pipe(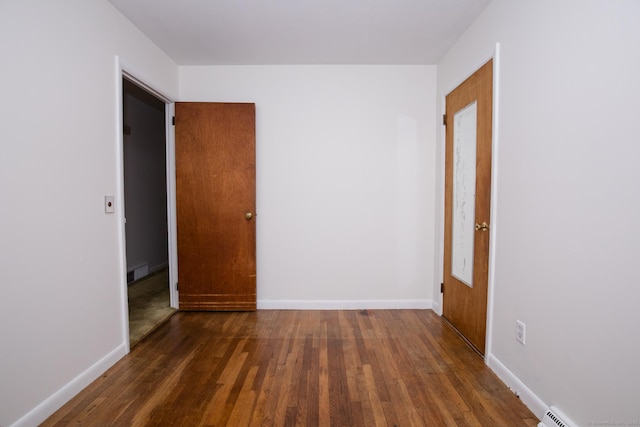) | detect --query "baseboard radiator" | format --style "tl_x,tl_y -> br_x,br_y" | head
538,406 -> 576,427
127,262 -> 149,283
